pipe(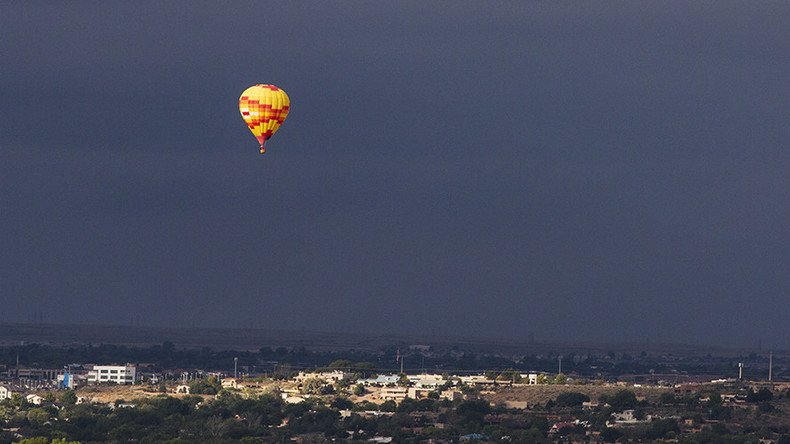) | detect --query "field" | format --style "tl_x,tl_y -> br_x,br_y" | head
485,384 -> 673,408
